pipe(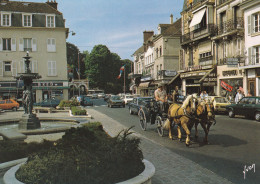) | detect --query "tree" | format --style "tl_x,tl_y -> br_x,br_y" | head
66,42 -> 86,80
84,45 -> 133,94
